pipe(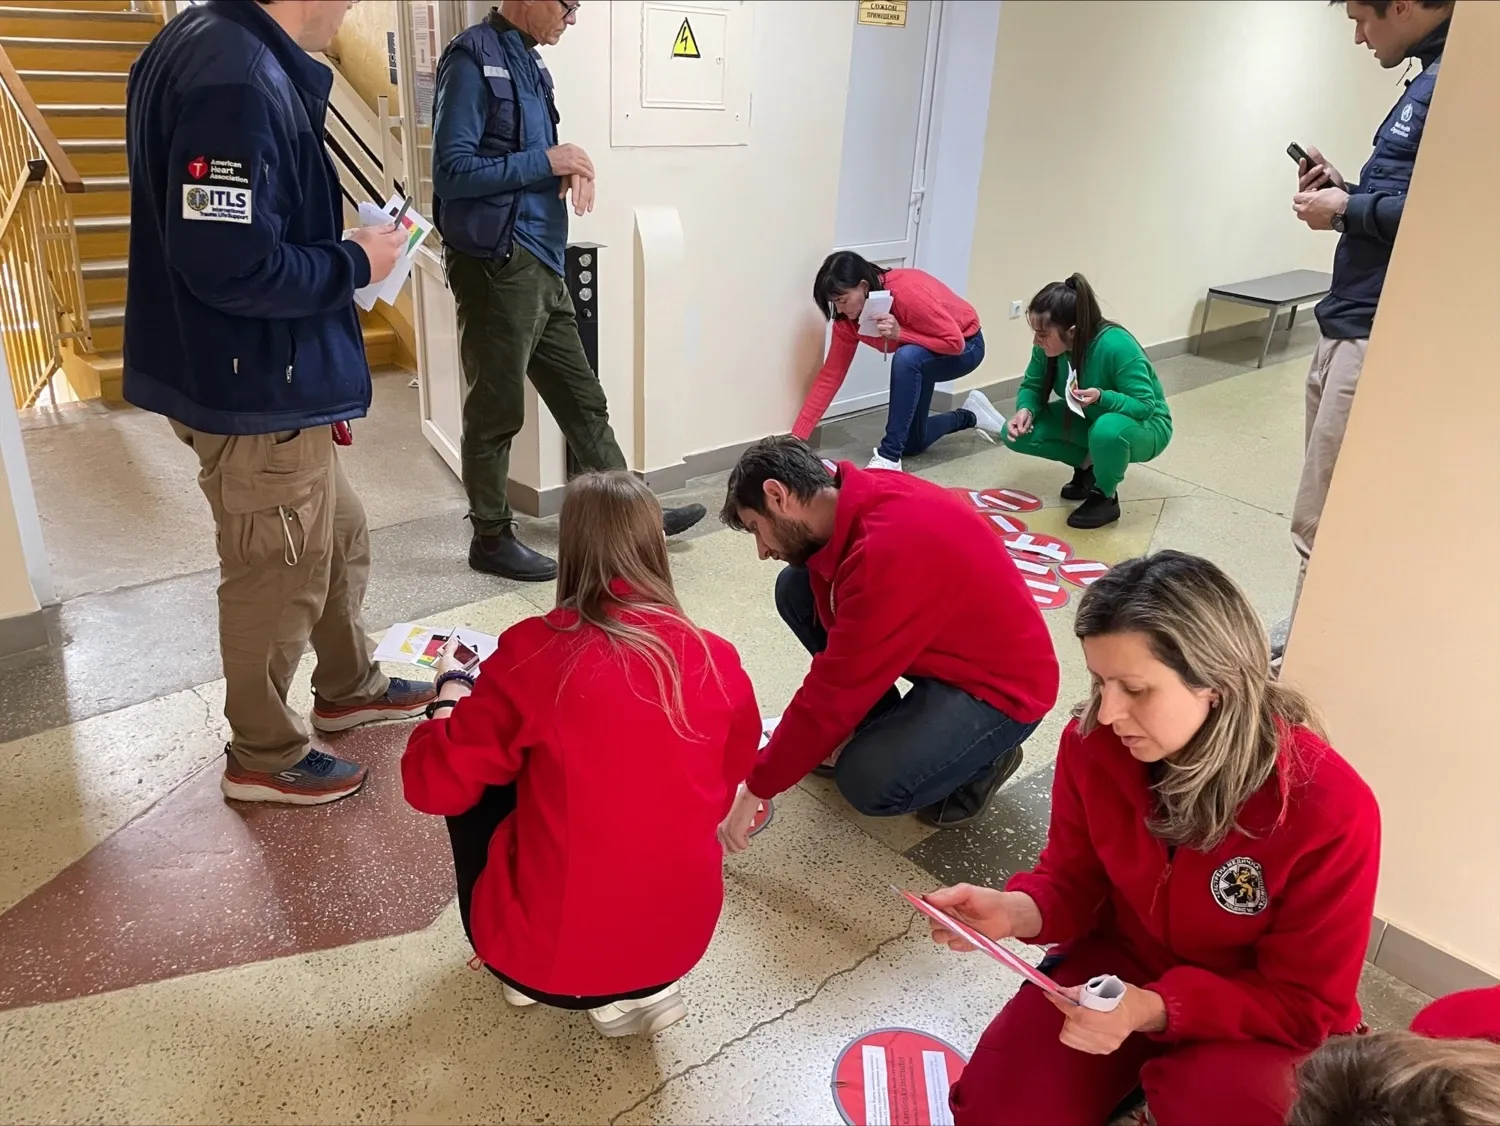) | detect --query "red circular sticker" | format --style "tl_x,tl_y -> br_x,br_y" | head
832,1027 -> 968,1126
948,488 -> 1028,535
1004,530 -> 1074,565
1007,555 -> 1070,610
1057,559 -> 1110,589
749,798 -> 774,837
972,487 -> 1042,513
